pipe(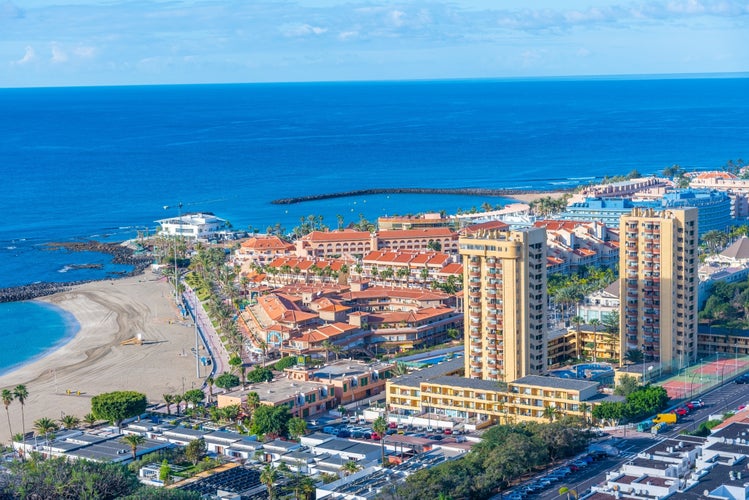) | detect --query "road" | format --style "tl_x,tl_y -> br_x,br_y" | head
528,377 -> 749,499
